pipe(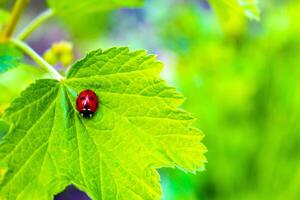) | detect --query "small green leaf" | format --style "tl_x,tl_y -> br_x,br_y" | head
0,44 -> 23,73
48,0 -> 144,17
210,0 -> 260,21
0,47 -> 206,200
